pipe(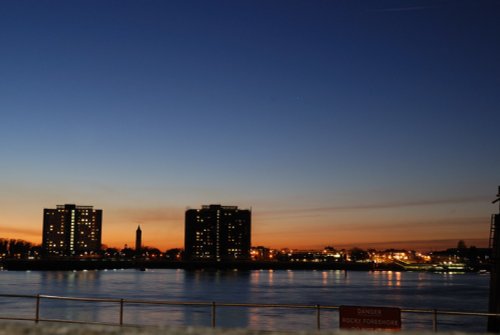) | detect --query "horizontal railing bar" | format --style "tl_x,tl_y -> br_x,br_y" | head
122,299 -> 213,306
0,293 -> 39,299
1,293 -> 499,319
432,311 -> 500,317
312,305 -> 339,310
122,300 -> 335,309
216,303 -> 326,309
0,316 -> 36,321
39,295 -> 122,303
400,308 -> 500,317
400,309 -> 437,314
0,293 -> 337,310
36,318 -> 119,326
